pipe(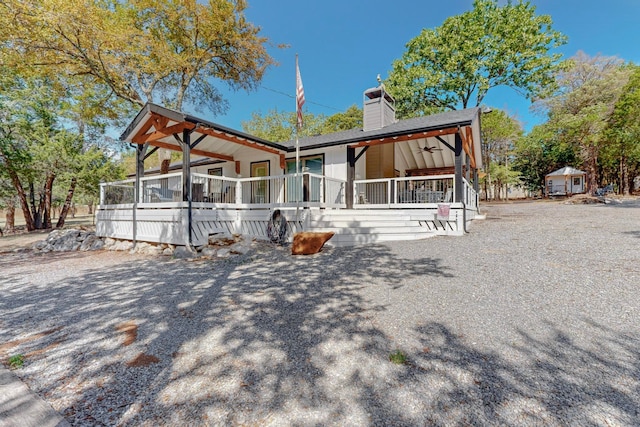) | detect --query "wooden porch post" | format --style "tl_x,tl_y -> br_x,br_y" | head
454,132 -> 463,203
473,168 -> 479,193
346,146 -> 355,209
133,143 -> 148,245
182,130 -> 193,247
465,153 -> 471,181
